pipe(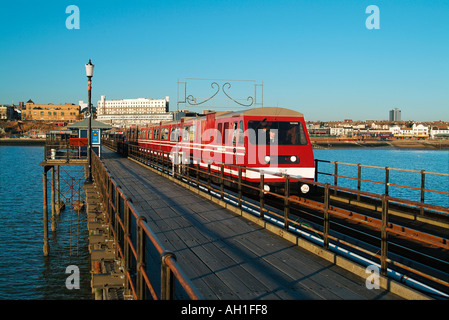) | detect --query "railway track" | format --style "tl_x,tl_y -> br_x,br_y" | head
118,144 -> 449,298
